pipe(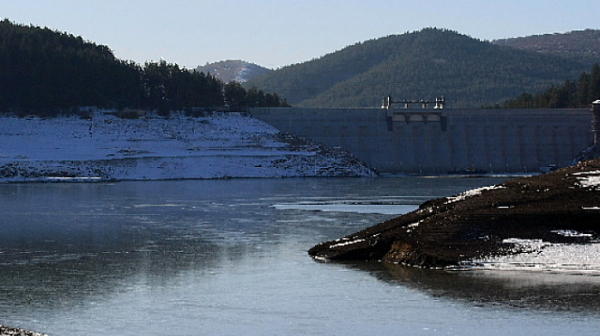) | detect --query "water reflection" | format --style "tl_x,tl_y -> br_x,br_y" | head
342,260 -> 600,314
0,181 -> 277,314
0,179 -> 396,313
6,177 -> 550,335
0,231 -> 227,310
